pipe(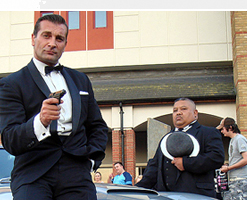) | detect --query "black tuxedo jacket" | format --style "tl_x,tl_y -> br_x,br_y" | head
136,121 -> 224,198
0,60 -> 108,191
